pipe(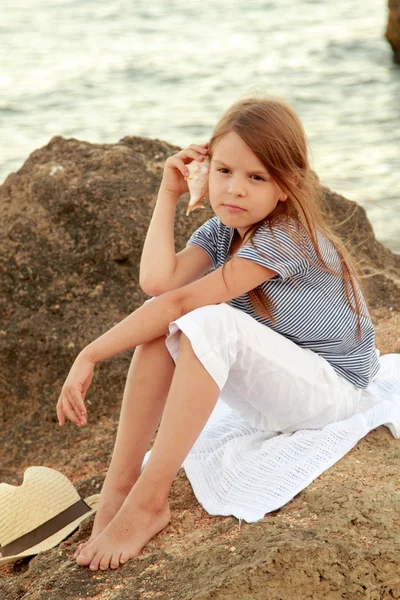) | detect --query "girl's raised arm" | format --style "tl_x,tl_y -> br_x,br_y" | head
139,144 -> 209,295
